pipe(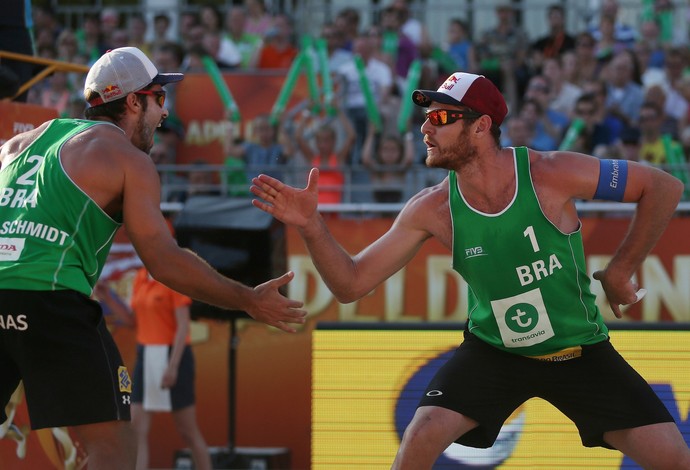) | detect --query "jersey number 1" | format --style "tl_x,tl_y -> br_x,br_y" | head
523,225 -> 540,253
